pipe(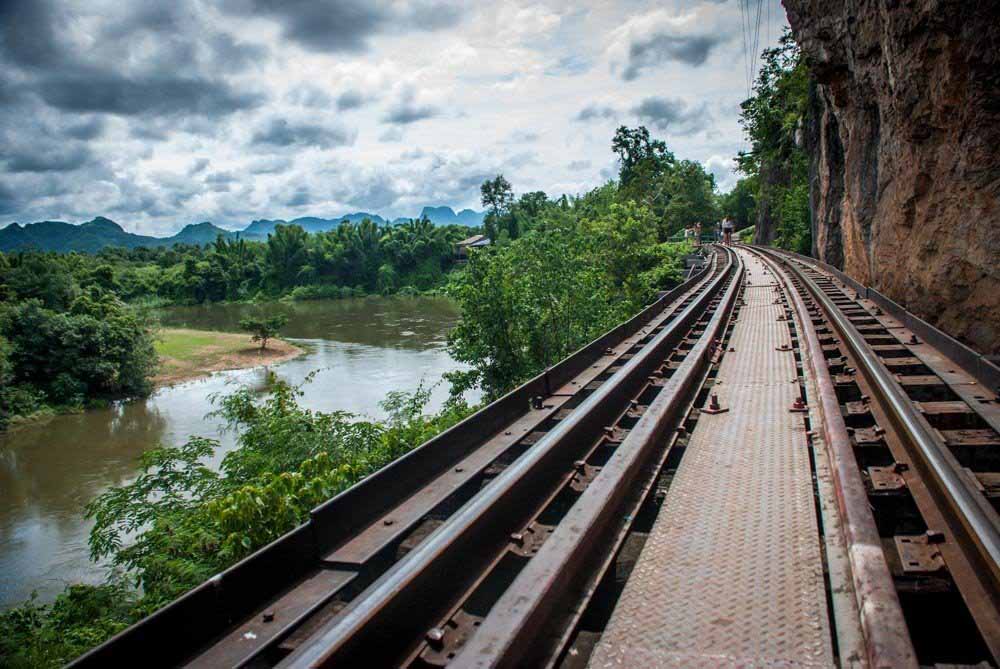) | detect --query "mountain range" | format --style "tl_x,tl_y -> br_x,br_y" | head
0,207 -> 485,253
